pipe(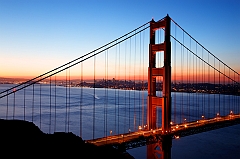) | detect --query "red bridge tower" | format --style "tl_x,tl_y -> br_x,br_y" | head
147,15 -> 171,134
